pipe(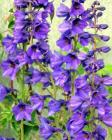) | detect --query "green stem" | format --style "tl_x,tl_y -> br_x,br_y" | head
71,72 -> 76,96
50,76 -> 57,99
20,121 -> 24,140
